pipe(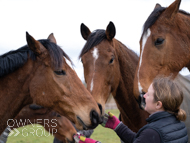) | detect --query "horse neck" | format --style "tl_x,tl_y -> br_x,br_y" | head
0,58 -> 37,133
113,40 -> 148,132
